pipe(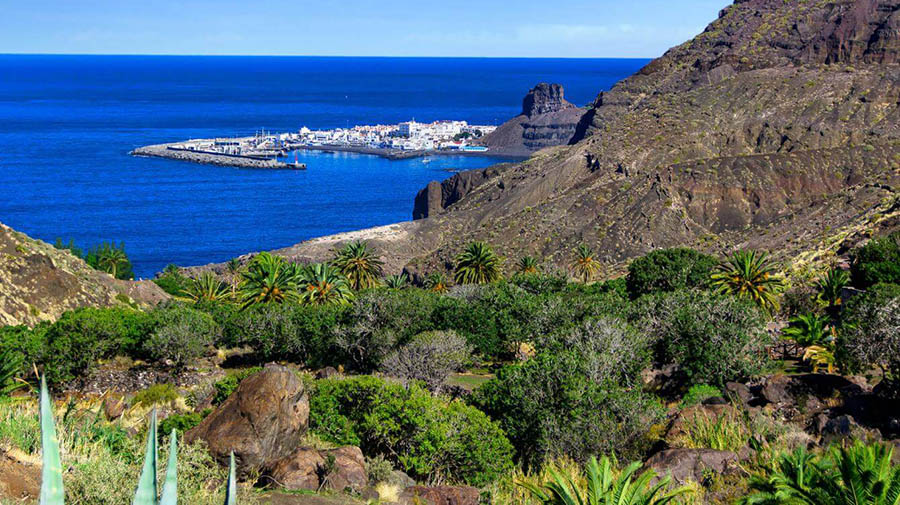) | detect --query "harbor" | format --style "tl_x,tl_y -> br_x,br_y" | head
130,119 -> 502,168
